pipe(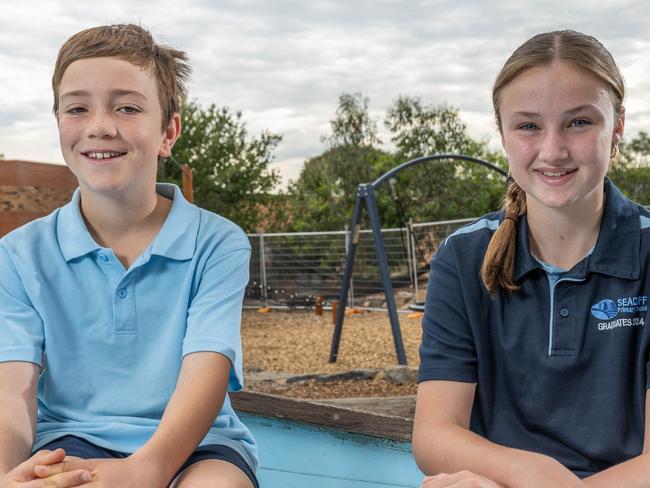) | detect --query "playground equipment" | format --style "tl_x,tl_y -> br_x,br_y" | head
329,154 -> 509,365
